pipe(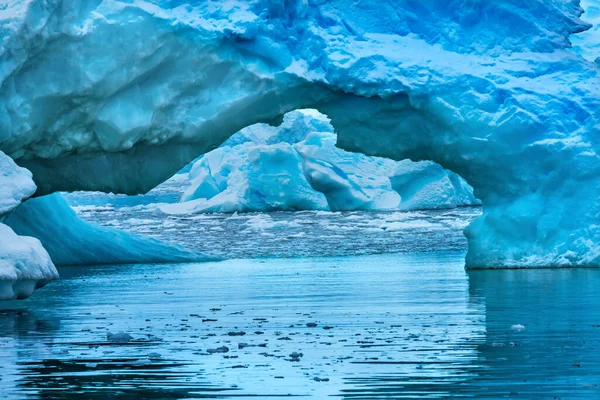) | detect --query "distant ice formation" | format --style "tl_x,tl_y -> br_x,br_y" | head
0,1 -> 599,269
161,110 -> 480,214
